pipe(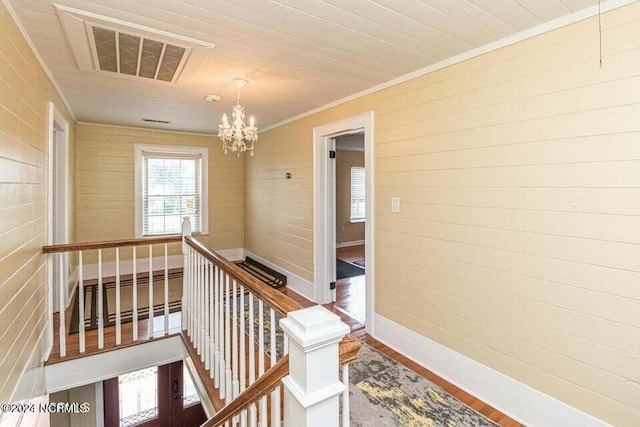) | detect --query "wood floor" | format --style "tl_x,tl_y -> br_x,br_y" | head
49,265 -> 522,427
